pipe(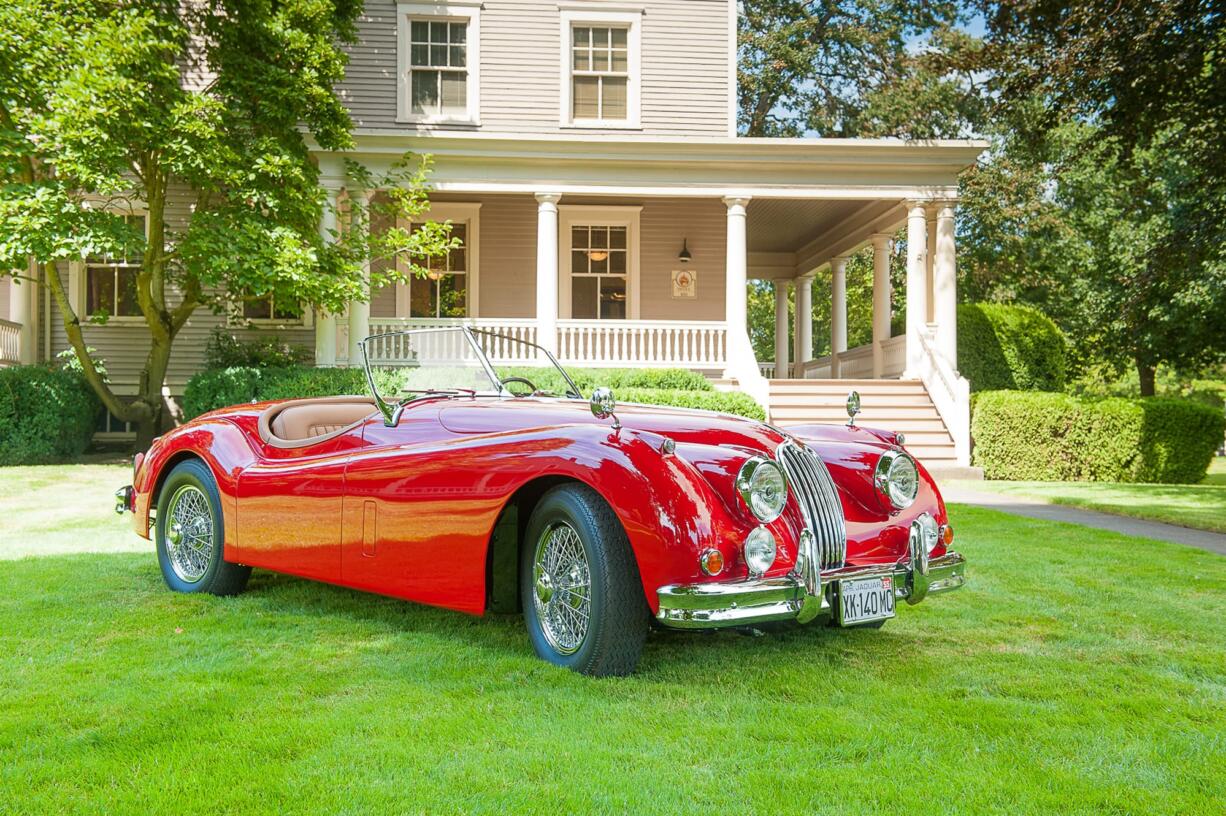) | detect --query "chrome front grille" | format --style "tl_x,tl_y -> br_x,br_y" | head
776,440 -> 847,570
